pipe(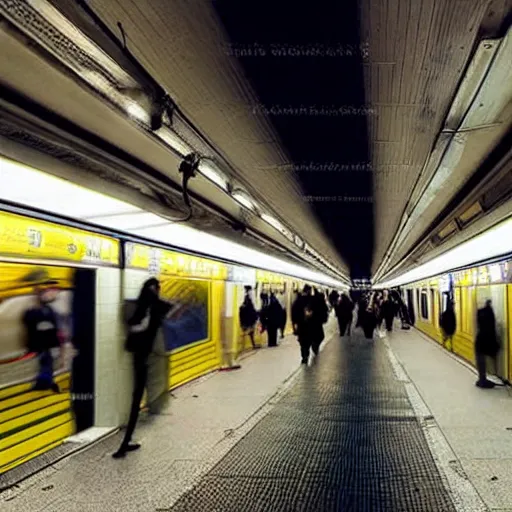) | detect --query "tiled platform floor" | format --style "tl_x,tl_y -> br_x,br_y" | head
389,328 -> 512,512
